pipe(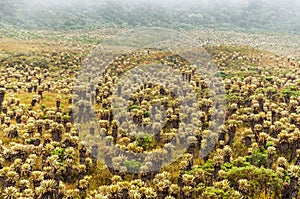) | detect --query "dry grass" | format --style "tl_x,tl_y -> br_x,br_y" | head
0,37 -> 90,58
